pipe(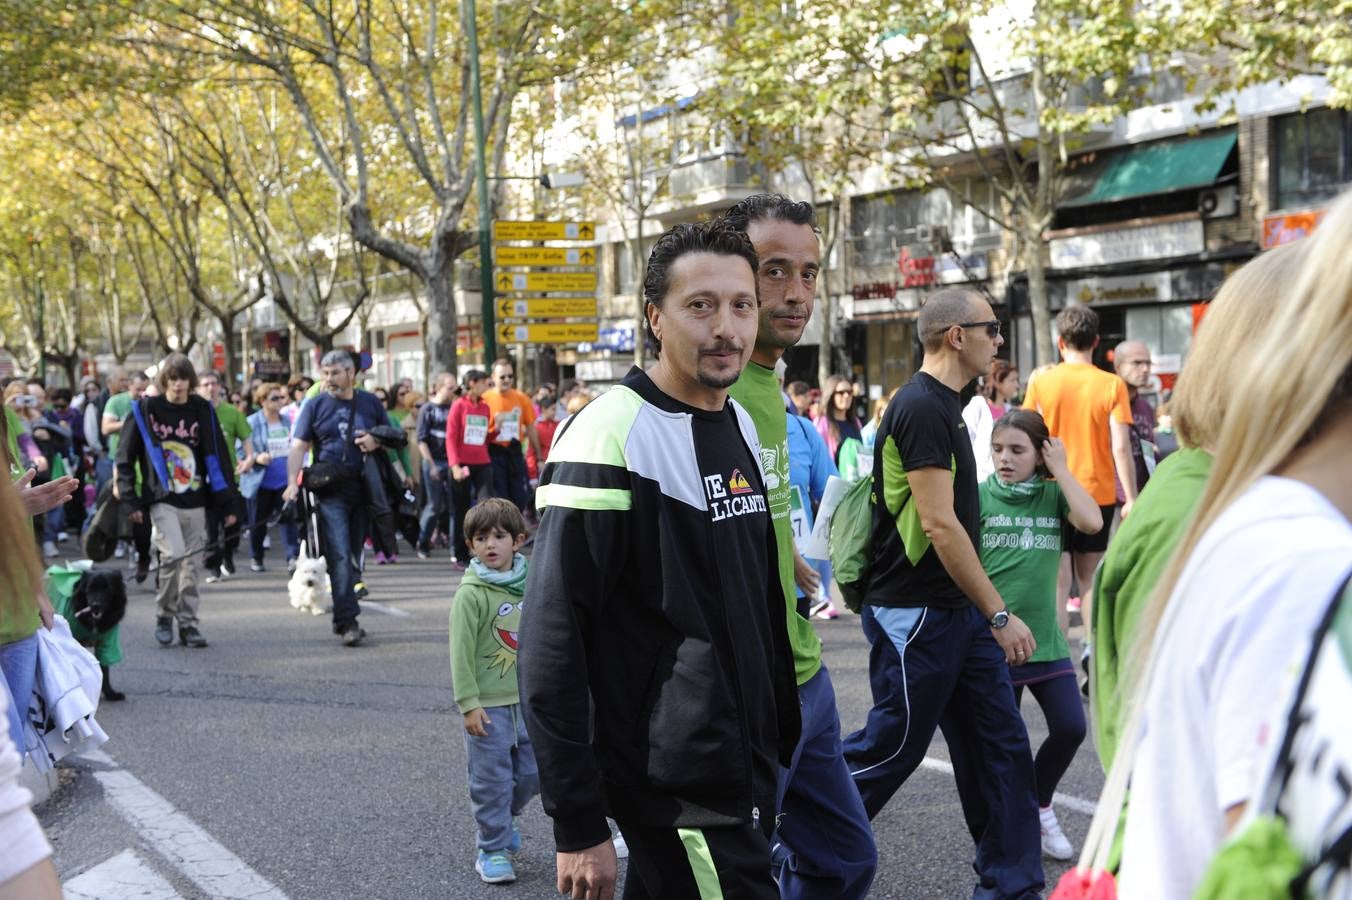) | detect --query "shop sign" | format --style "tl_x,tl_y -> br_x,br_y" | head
852,281 -> 899,300
1261,209 -> 1326,249
1063,271 -> 1173,305
897,247 -> 938,288
938,252 -> 989,284
1049,218 -> 1204,269
577,327 -> 636,354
